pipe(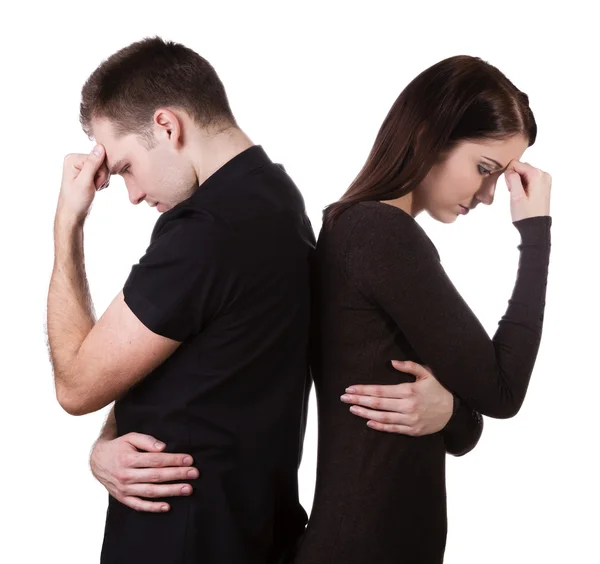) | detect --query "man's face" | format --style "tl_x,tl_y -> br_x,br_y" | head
90,116 -> 196,213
